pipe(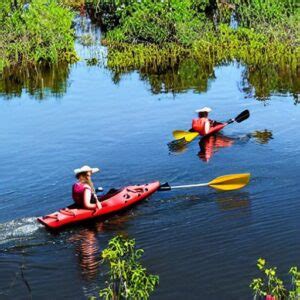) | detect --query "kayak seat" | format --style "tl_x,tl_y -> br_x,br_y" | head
98,188 -> 121,201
